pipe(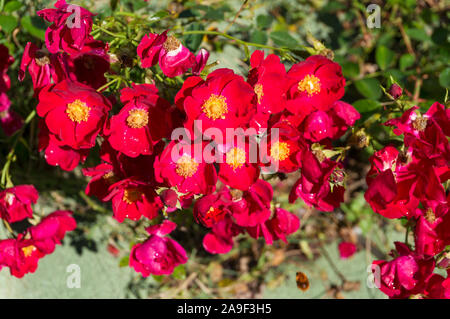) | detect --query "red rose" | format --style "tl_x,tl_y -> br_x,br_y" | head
0,185 -> 39,223
37,80 -> 111,149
